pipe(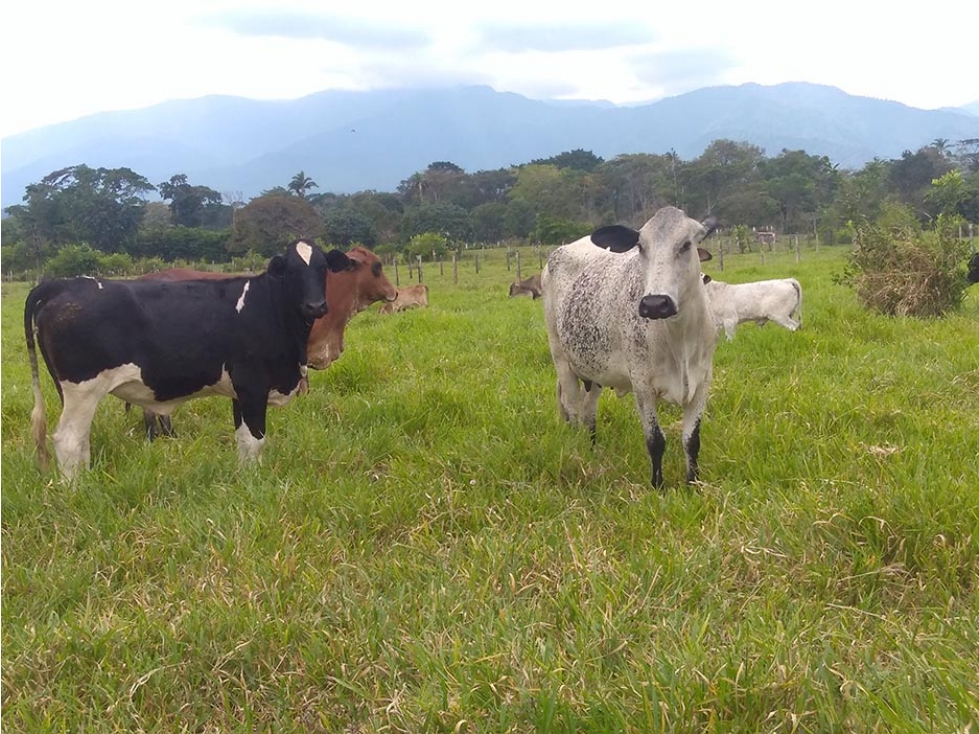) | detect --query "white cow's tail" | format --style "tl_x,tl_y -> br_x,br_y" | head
24,287 -> 51,472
